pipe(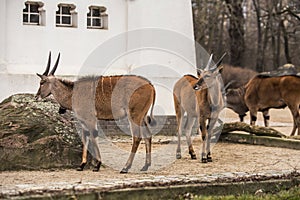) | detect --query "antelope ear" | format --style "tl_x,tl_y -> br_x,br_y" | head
211,65 -> 223,74
36,73 -> 45,79
197,69 -> 202,76
217,65 -> 224,73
